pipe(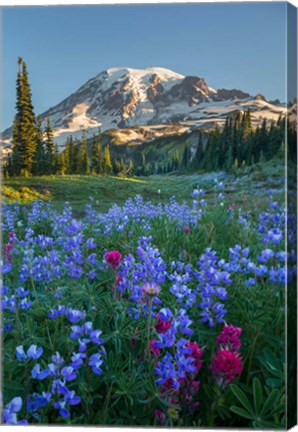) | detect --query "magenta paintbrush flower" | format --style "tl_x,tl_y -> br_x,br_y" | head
105,250 -> 122,269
